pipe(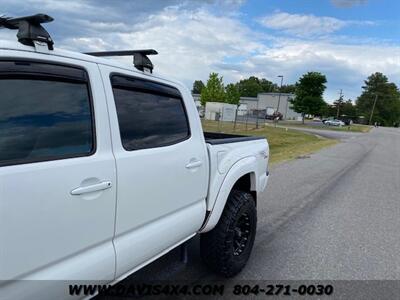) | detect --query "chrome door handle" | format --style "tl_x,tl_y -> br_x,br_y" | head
70,181 -> 112,195
186,160 -> 202,169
